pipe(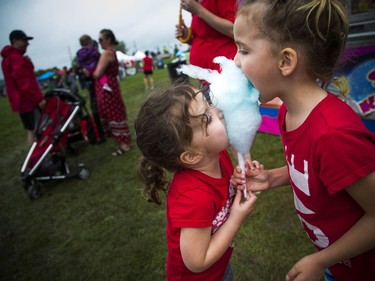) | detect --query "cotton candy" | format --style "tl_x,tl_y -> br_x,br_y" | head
179,56 -> 262,197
